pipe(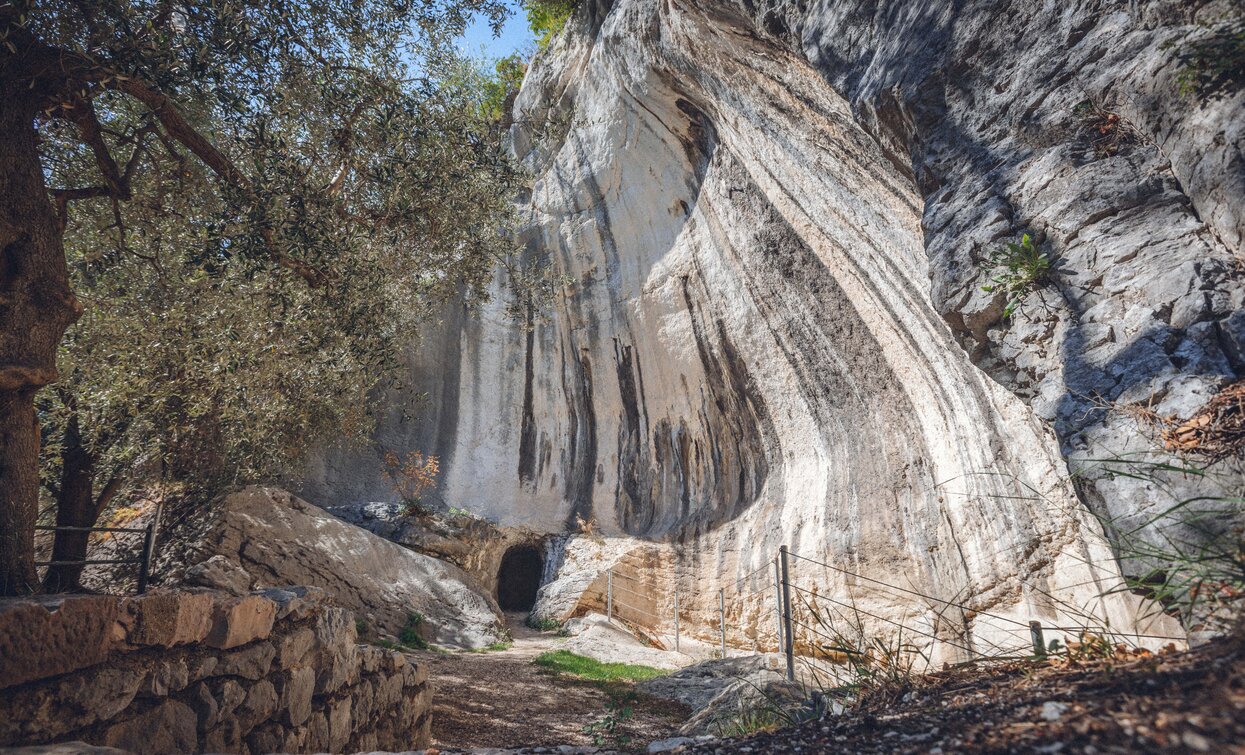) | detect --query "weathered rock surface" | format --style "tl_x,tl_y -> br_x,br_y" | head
300,0 -> 1241,656
325,502 -> 555,602
639,656 -> 819,737
168,486 -> 506,648
0,589 -> 430,754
